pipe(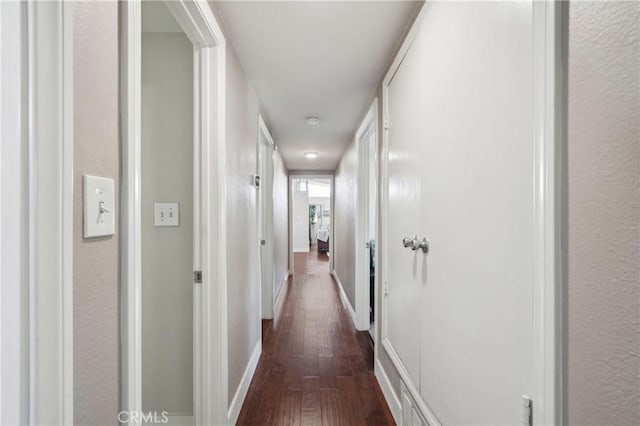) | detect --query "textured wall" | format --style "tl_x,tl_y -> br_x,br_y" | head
72,1 -> 120,424
567,2 -> 640,424
141,32 -> 194,415
273,151 -> 289,298
333,141 -> 358,307
225,46 -> 261,404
